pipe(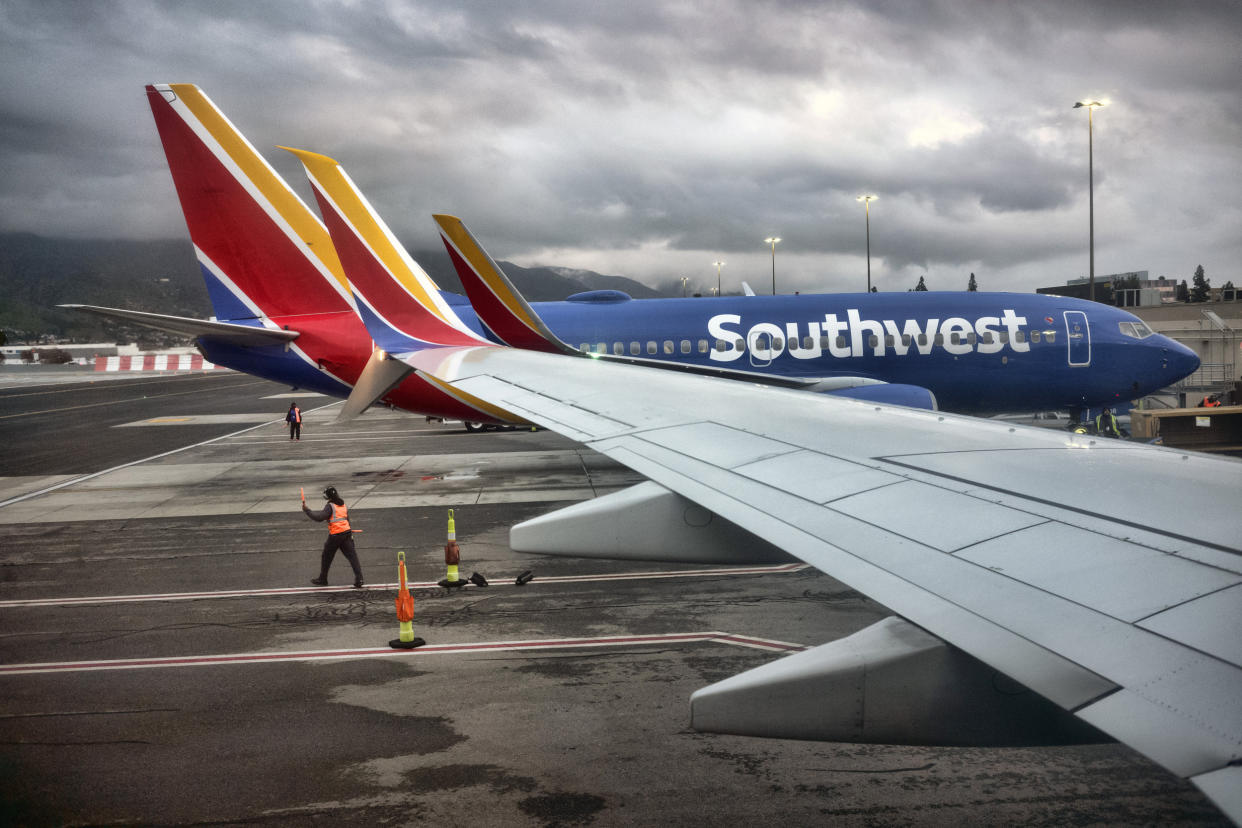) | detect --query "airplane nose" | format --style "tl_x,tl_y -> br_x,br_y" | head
1164,338 -> 1200,380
